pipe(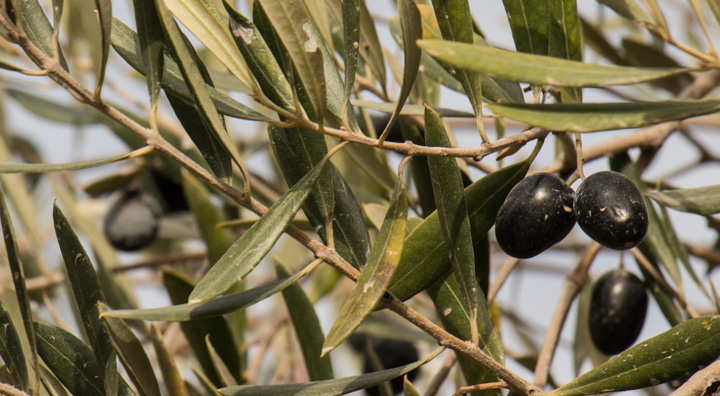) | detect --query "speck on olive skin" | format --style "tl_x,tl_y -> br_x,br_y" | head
495,173 -> 576,259
575,171 -> 649,250
589,269 -> 648,355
